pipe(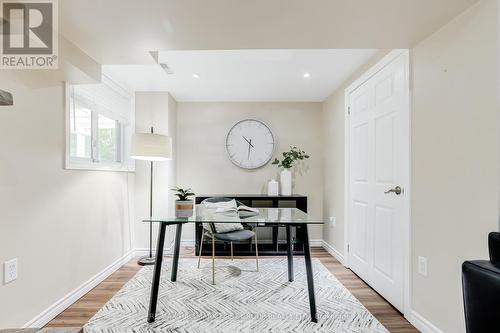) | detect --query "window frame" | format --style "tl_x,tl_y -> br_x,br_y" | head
64,82 -> 132,172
